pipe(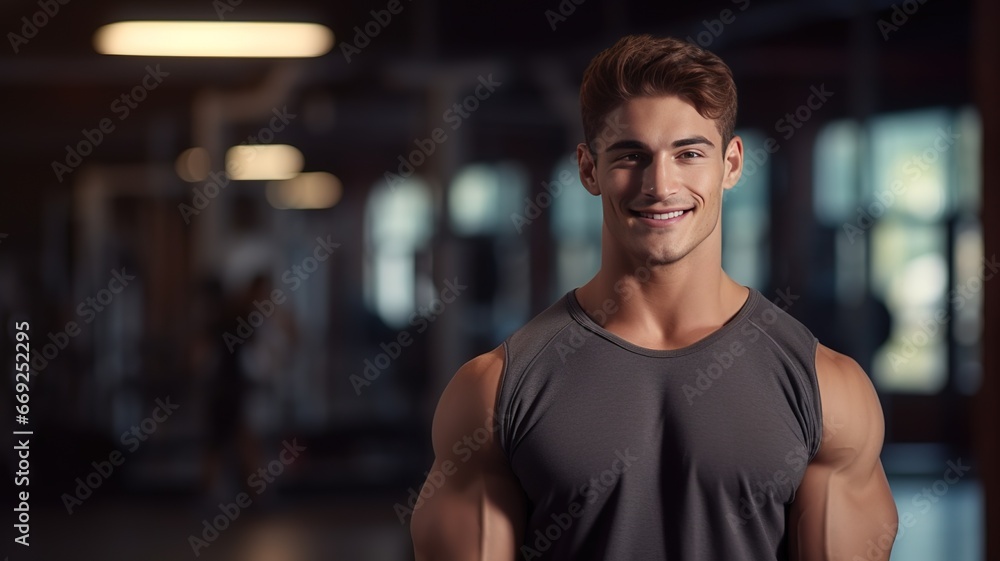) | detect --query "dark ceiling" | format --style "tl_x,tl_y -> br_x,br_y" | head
0,0 -> 975,213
